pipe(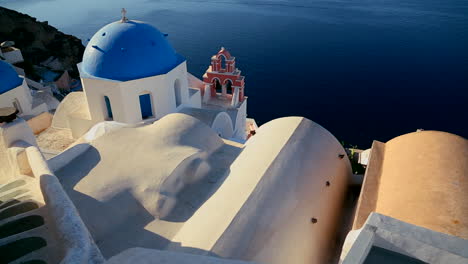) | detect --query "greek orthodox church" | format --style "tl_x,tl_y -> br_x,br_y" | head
55,12 -> 248,141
